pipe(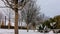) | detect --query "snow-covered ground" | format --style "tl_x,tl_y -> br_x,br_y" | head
0,29 -> 59,34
